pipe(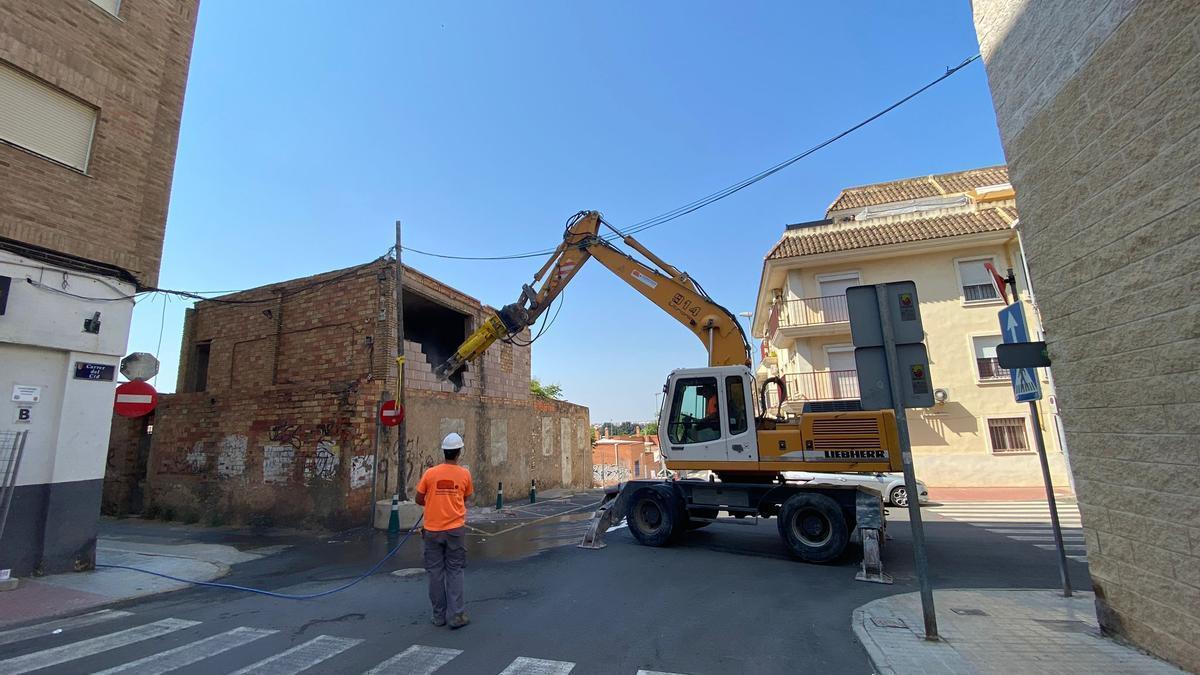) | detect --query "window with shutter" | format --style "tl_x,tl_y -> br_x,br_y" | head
972,335 -> 1008,380
0,61 -> 98,171
956,259 -> 1000,303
